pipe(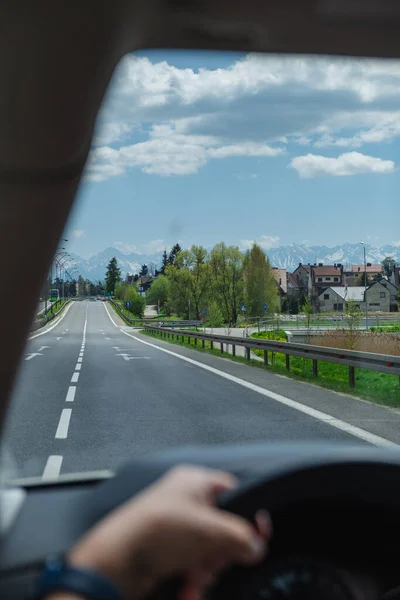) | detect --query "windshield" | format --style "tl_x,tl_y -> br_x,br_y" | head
2,50 -> 400,482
